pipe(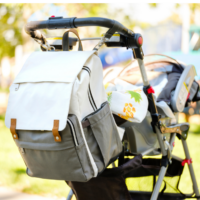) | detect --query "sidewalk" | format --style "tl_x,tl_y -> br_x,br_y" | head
0,187 -> 65,200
